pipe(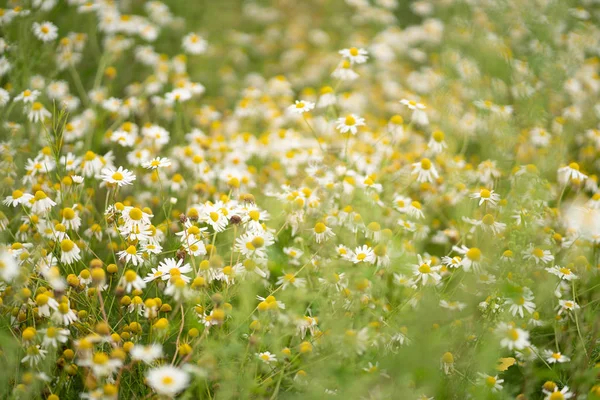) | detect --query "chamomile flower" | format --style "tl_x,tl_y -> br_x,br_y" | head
400,99 -> 428,125
545,265 -> 578,281
3,190 -> 34,207
477,373 -> 504,392
312,222 -> 335,243
339,47 -> 369,64
412,255 -> 441,286
182,33 -> 207,54
543,350 -> 570,364
544,386 -> 573,400
497,322 -> 530,350
522,245 -> 554,265
288,100 -> 315,114
558,162 -> 587,183
131,344 -> 163,364
350,245 -> 376,264
411,158 -> 439,183
470,188 -> 500,207
99,166 -> 136,186
142,157 -> 171,169
336,114 -> 366,134
257,351 -> 277,364
32,21 -> 58,42
60,239 -> 81,265
120,270 -> 146,292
